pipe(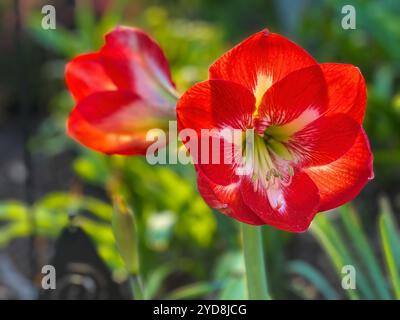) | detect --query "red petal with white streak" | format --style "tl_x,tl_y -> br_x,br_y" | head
177,80 -> 255,133
67,90 -> 171,155
305,128 -> 373,212
191,135 -> 242,187
240,172 -> 320,232
289,114 -> 360,167
257,65 -> 327,127
197,171 -> 265,225
100,27 -> 177,107
177,80 -> 255,187
209,29 -> 317,93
